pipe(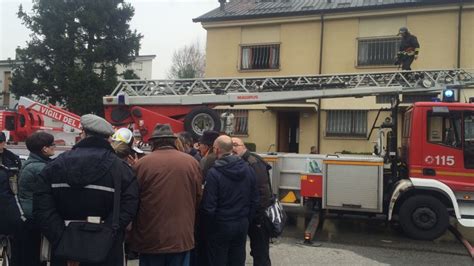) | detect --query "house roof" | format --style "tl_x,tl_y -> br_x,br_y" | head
193,0 -> 469,23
